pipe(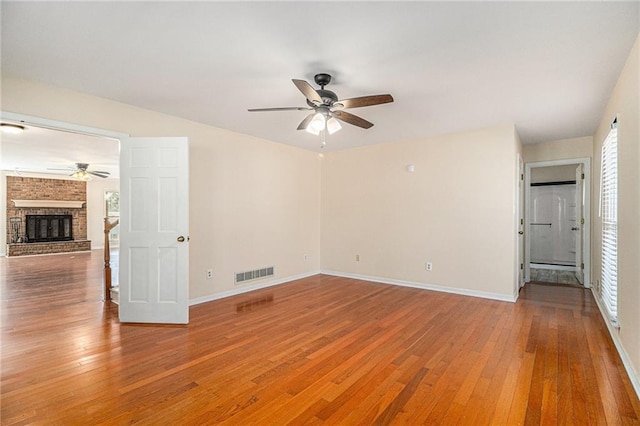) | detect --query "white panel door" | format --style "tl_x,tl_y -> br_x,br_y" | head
575,164 -> 584,284
119,137 -> 189,324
